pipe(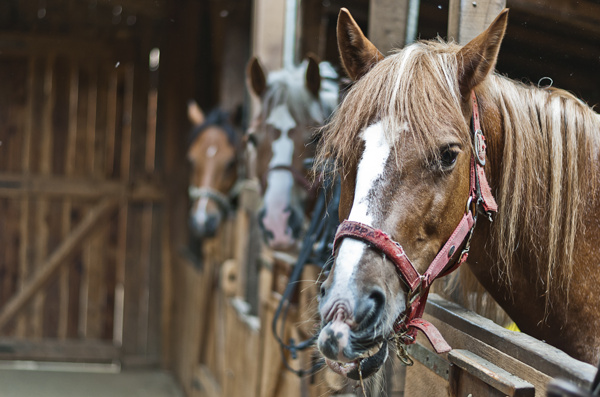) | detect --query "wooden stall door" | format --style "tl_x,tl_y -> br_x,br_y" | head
0,36 -> 164,366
